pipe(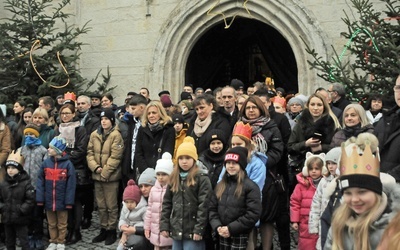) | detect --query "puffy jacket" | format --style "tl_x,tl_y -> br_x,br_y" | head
134,123 -> 175,174
0,171 -> 35,224
36,154 -> 76,211
144,180 -> 173,247
87,126 -> 124,182
0,122 -> 11,167
160,171 -> 212,240
173,128 -> 187,165
290,173 -> 318,250
118,196 -> 147,229
20,144 -> 48,189
209,175 -> 261,236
